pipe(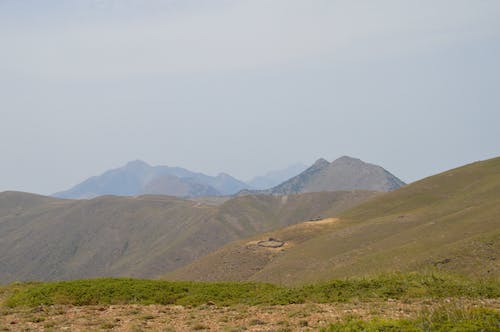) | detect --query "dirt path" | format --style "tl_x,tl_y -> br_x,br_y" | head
1,298 -> 498,331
